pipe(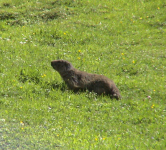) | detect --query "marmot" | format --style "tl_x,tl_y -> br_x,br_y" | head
51,60 -> 121,100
